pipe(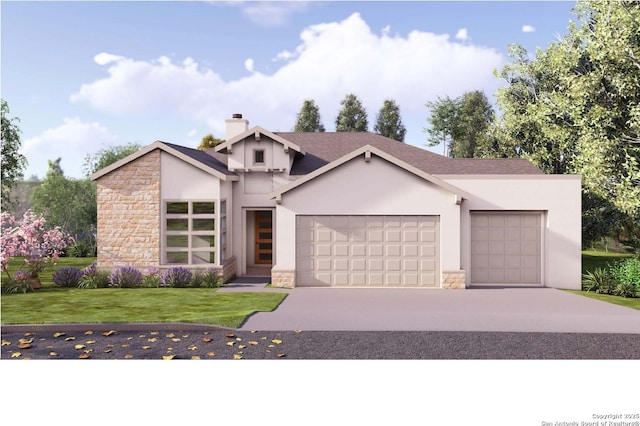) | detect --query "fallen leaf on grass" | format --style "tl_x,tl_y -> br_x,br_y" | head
17,343 -> 31,349
84,330 -> 94,335
102,330 -> 117,337
201,337 -> 213,343
295,330 -> 302,333
78,353 -> 90,359
53,332 -> 66,338
75,344 -> 86,350
225,333 -> 235,338
249,341 -> 259,346
191,356 -> 201,360
1,340 -> 11,346
122,344 -> 130,348
271,339 -> 282,345
171,338 -> 181,343
86,340 -> 96,345
226,341 -> 235,347
18,338 -> 33,344
206,352 -> 215,357
188,345 -> 197,351
238,345 -> 247,349
166,333 -> 175,338
124,354 -> 134,359
103,349 -> 112,354
233,354 -> 243,359
162,355 -> 175,360
65,337 -> 76,341
126,337 -> 134,341
276,354 -> 286,358
182,334 -> 189,338
11,352 -> 21,358
142,346 -> 151,350
268,345 -> 275,348
235,337 -> 242,341
24,332 -> 34,337
49,352 -> 58,357
150,331 -> 159,335
148,338 -> 158,343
